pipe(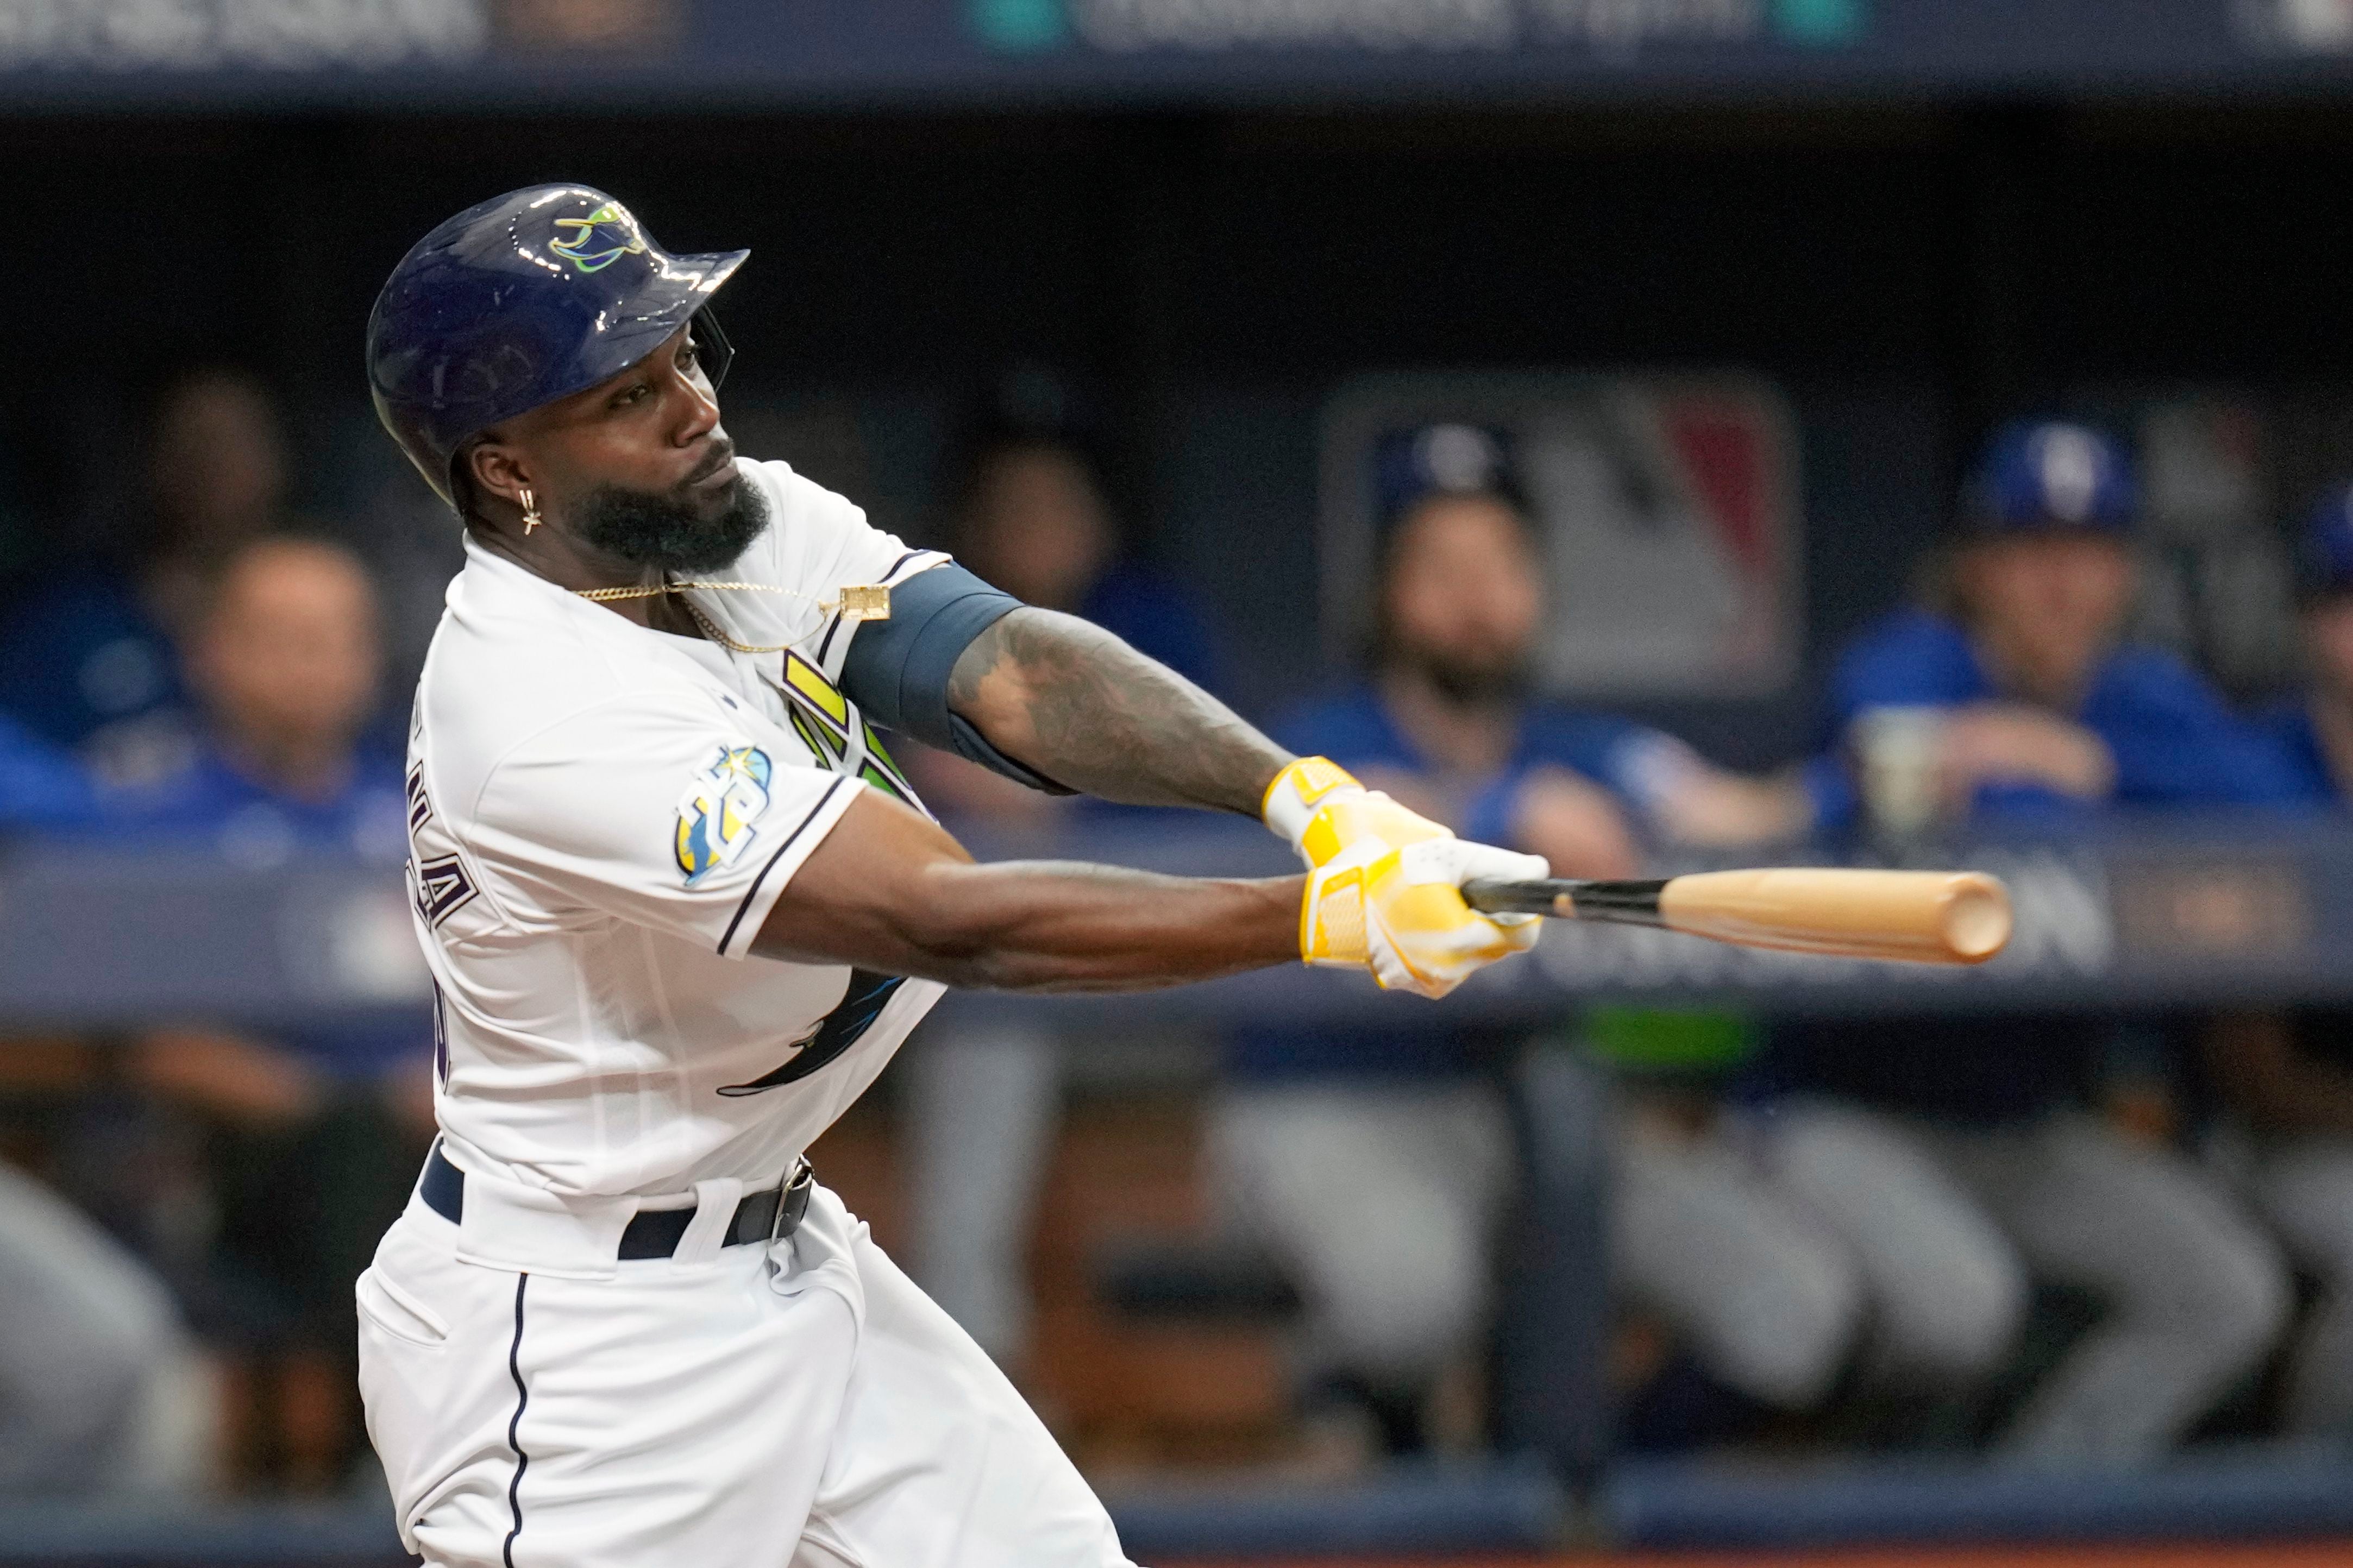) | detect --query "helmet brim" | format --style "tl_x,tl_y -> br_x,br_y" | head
431,245 -> 749,508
